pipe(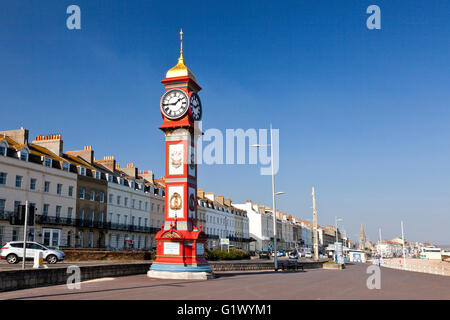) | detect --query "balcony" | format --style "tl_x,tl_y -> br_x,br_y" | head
33,214 -> 157,234
35,214 -> 76,226
0,210 -> 13,221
